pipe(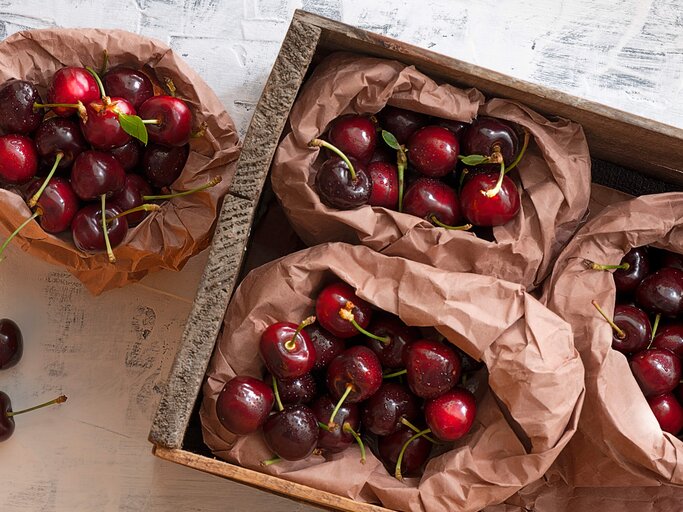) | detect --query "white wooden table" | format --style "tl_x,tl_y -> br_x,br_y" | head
1,1 -> 681,510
